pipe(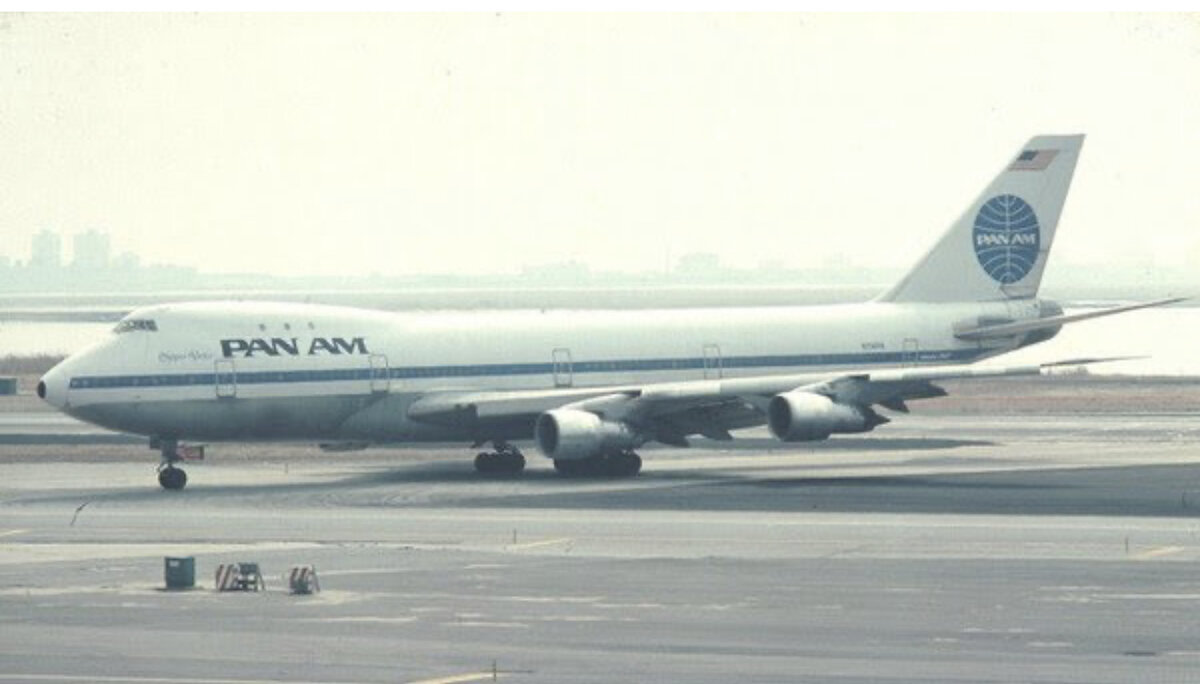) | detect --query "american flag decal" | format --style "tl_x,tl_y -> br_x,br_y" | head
1009,148 -> 1058,171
